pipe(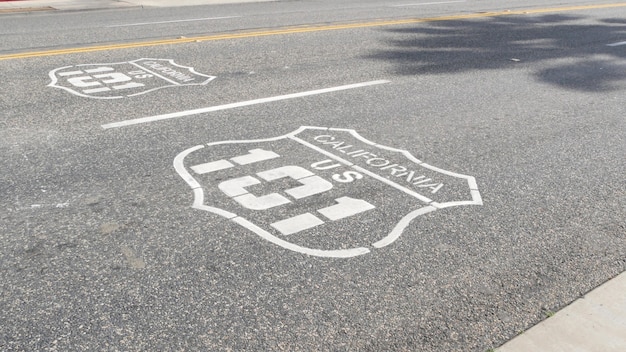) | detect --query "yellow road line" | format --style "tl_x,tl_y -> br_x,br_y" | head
1,2 -> 625,61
